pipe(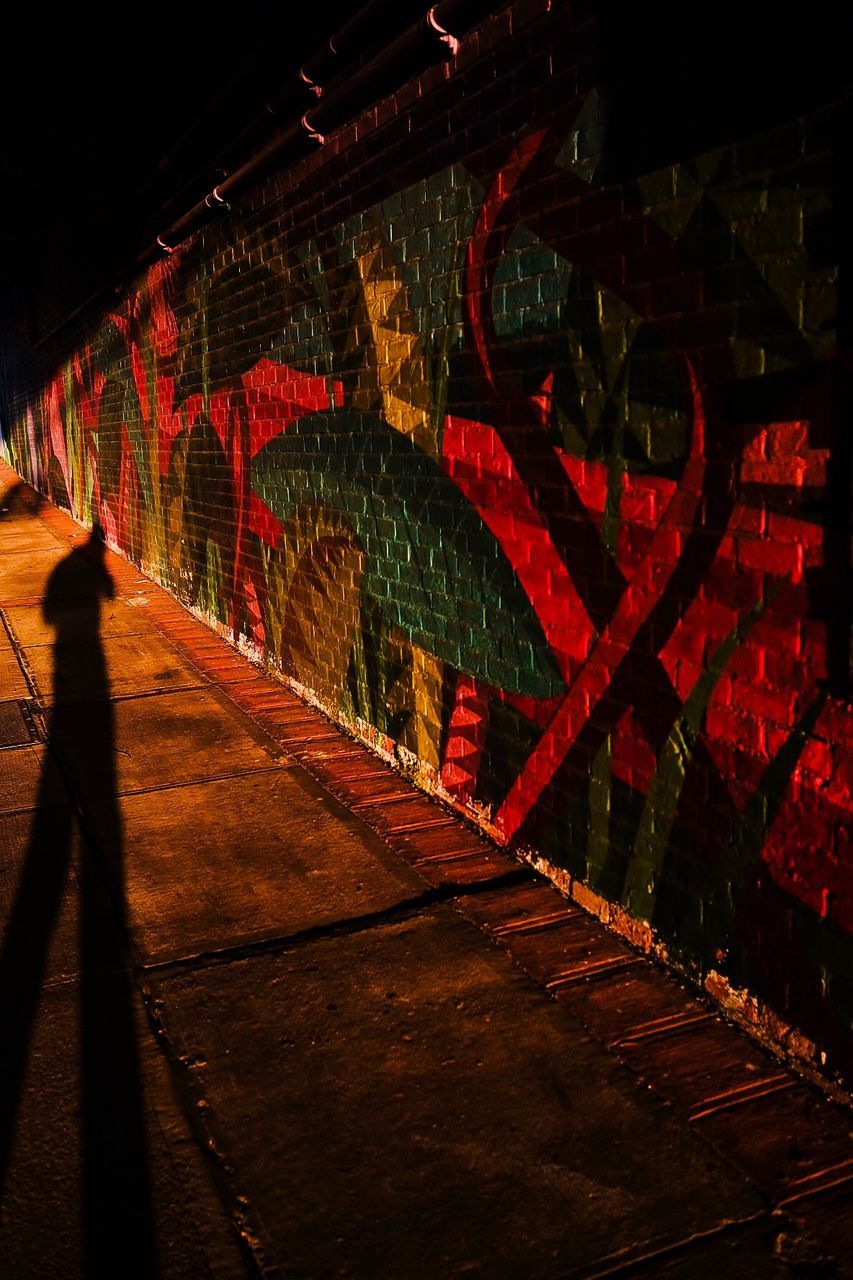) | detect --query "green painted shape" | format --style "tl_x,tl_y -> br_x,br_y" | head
725,692 -> 827,911
621,595 -> 770,923
586,732 -> 613,891
253,411 -> 564,698
492,224 -> 572,339
677,688 -> 828,973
